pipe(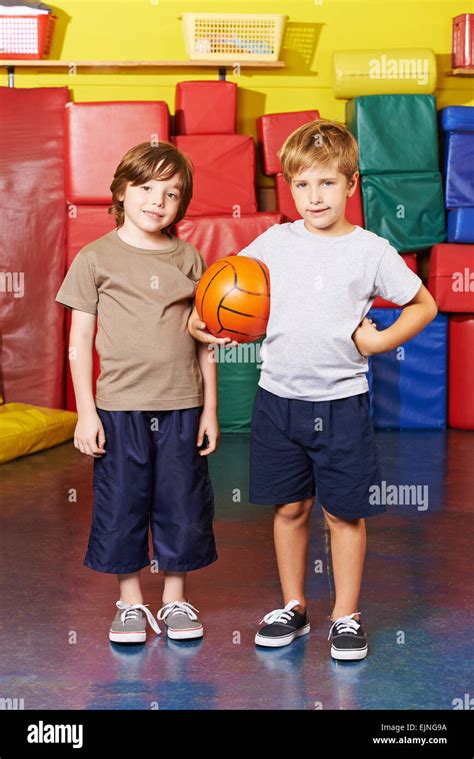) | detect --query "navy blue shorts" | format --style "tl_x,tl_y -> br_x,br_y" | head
84,406 -> 218,575
250,386 -> 385,520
